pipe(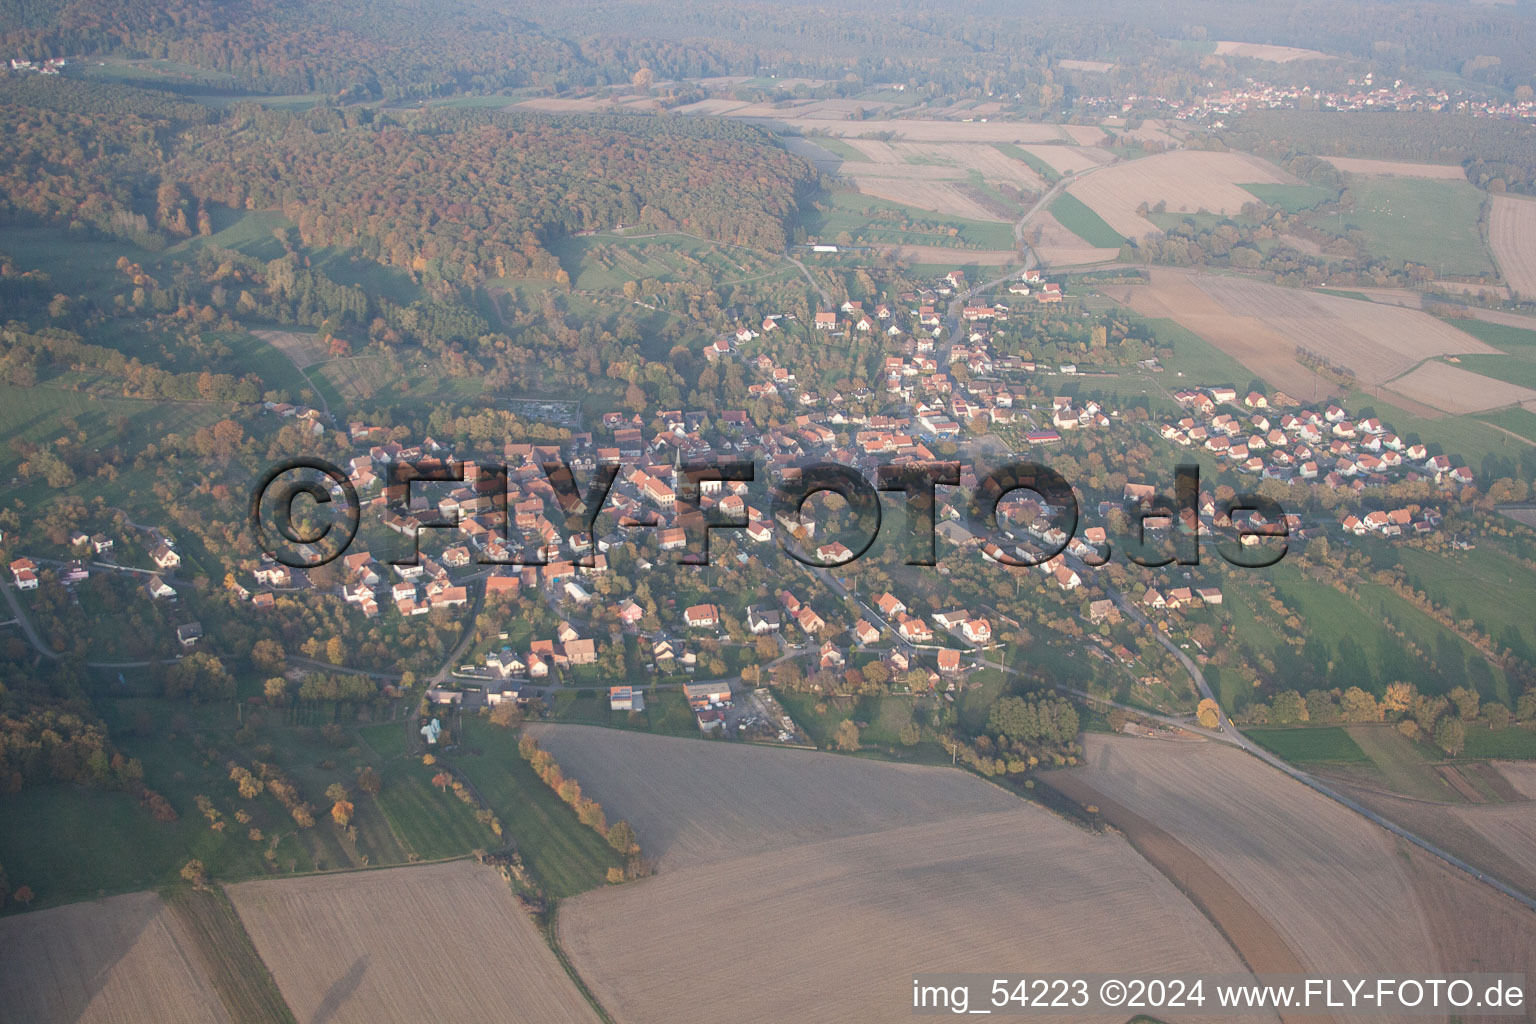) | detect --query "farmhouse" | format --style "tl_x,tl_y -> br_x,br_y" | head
684,604 -> 720,629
